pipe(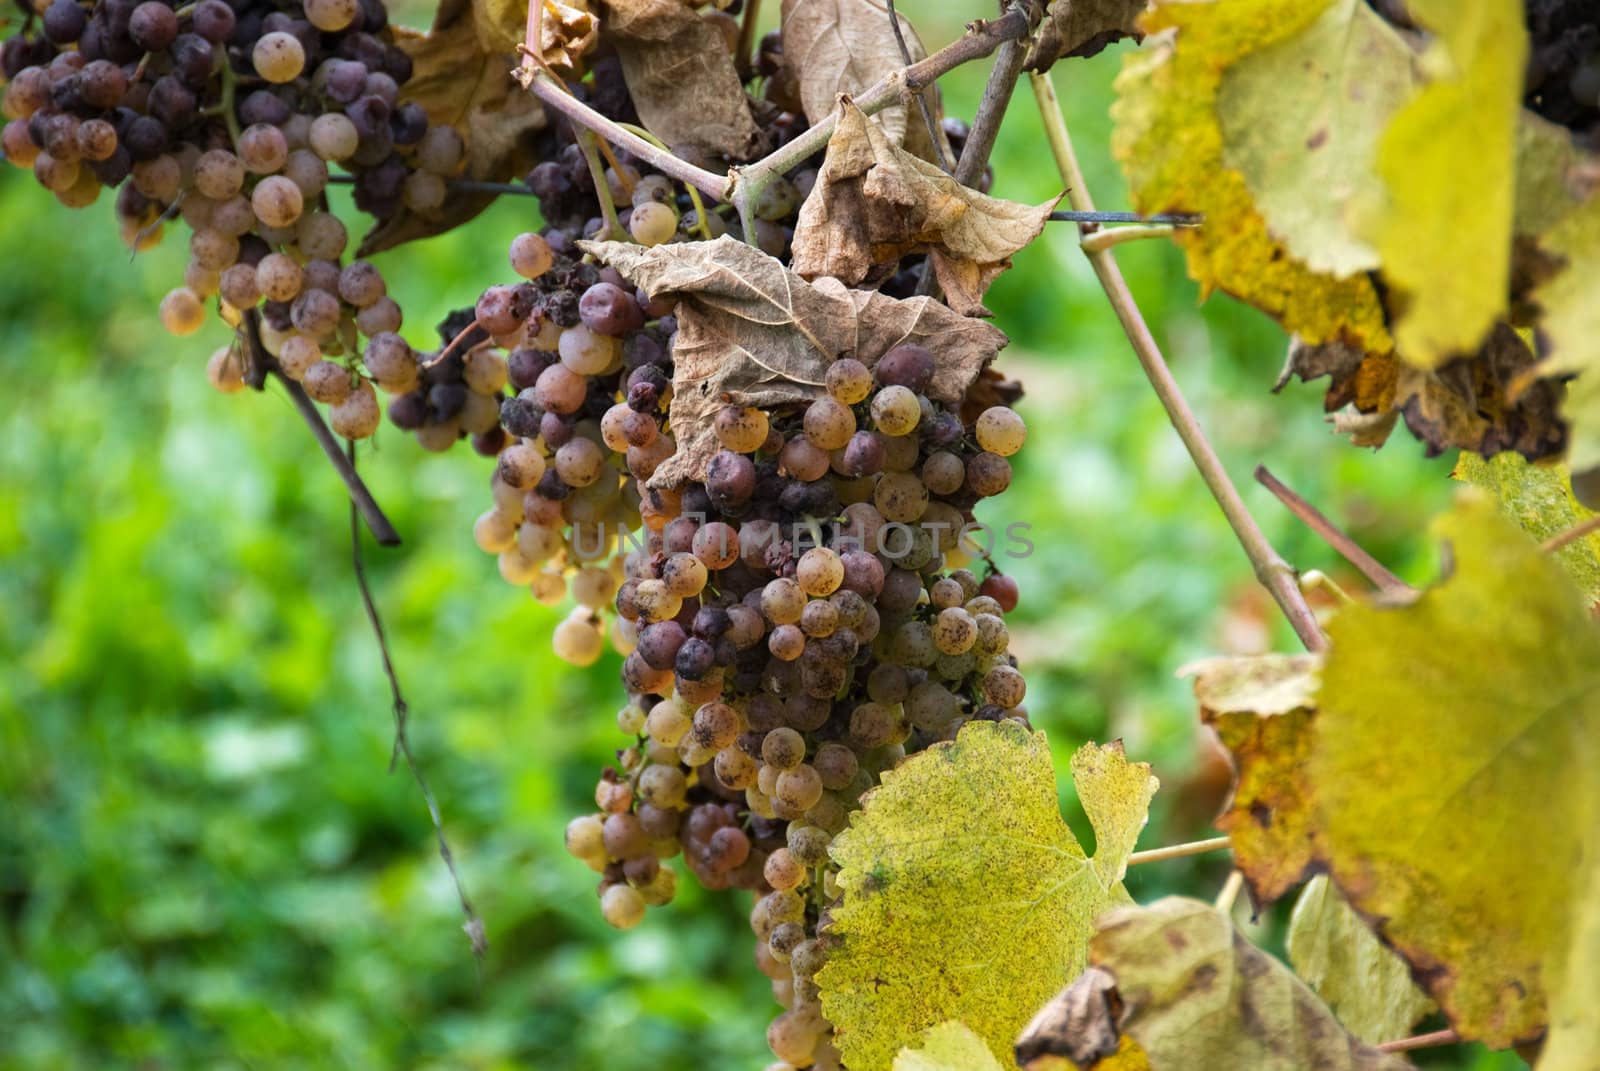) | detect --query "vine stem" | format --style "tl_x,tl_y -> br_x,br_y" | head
1029,71 -> 1328,654
1126,836 -> 1231,866
1543,514 -> 1600,553
1255,465 -> 1414,595
240,311 -> 401,547
1214,870 -> 1245,914
729,6 -> 1033,238
1376,1029 -> 1459,1053
885,0 -> 951,171
1079,223 -> 1176,253
347,440 -> 486,959
524,70 -> 728,200
735,0 -> 762,76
